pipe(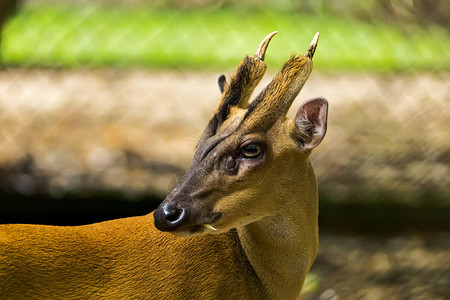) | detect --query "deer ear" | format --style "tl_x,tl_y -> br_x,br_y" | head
293,97 -> 328,150
217,74 -> 227,94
